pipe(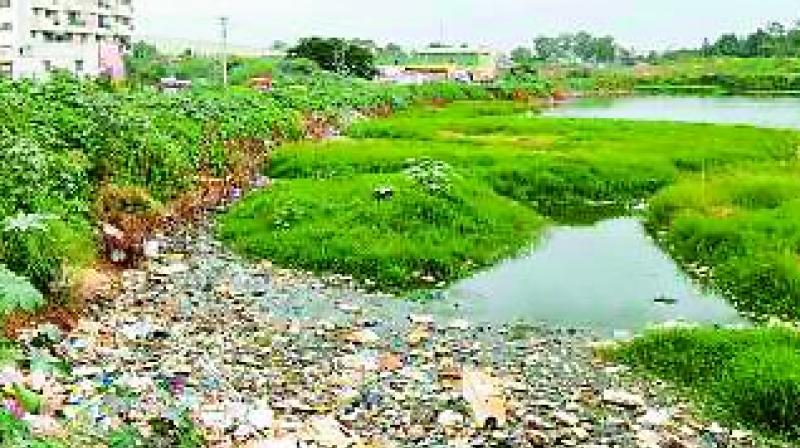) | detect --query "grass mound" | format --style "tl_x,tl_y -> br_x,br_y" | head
610,328 -> 800,438
218,171 -> 544,291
